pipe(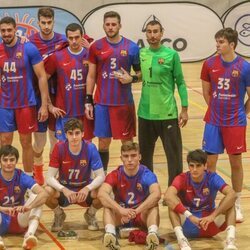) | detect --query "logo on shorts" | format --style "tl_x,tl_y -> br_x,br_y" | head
136,183 -> 143,191
80,159 -> 87,167
236,146 -> 243,150
231,69 -> 240,77
202,188 -> 210,196
14,186 -> 21,193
